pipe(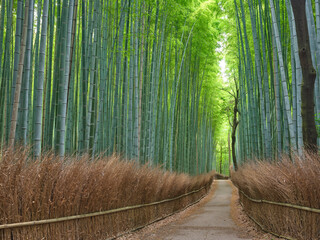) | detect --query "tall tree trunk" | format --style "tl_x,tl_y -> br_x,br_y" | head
291,0 -> 318,152
232,88 -> 239,171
